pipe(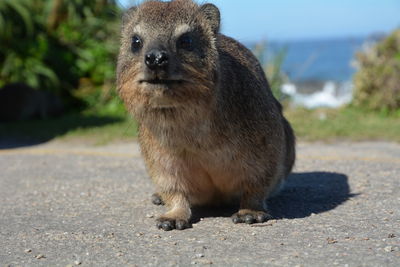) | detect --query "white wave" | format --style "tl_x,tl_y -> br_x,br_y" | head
281,81 -> 353,108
